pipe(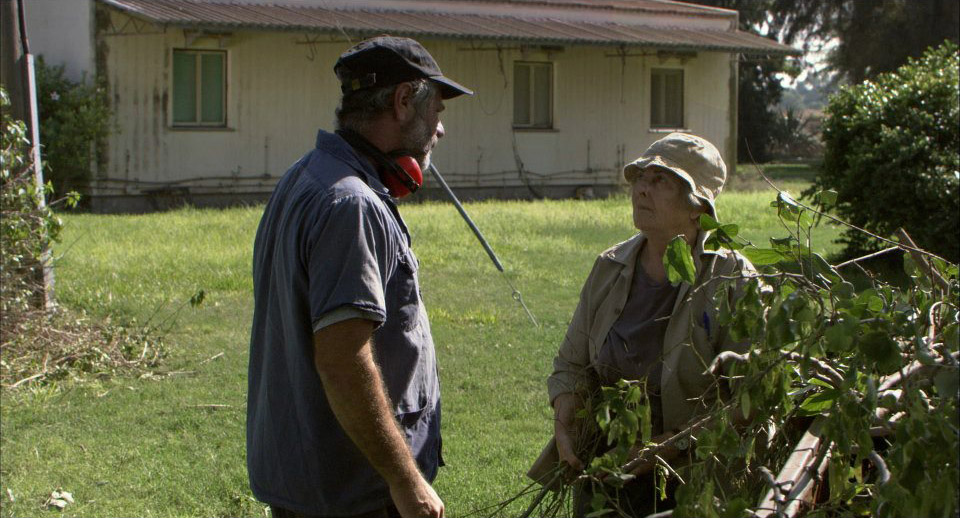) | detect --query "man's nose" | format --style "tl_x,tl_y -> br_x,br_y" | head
436,120 -> 445,139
